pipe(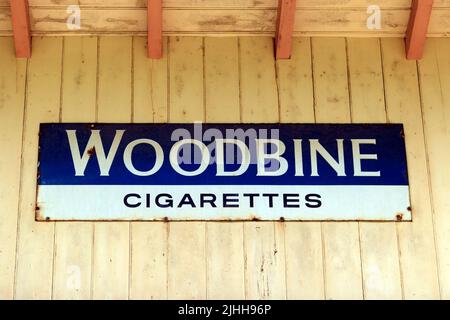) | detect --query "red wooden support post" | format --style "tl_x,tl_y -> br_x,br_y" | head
148,0 -> 163,59
405,0 -> 433,60
275,0 -> 296,59
9,0 -> 31,58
